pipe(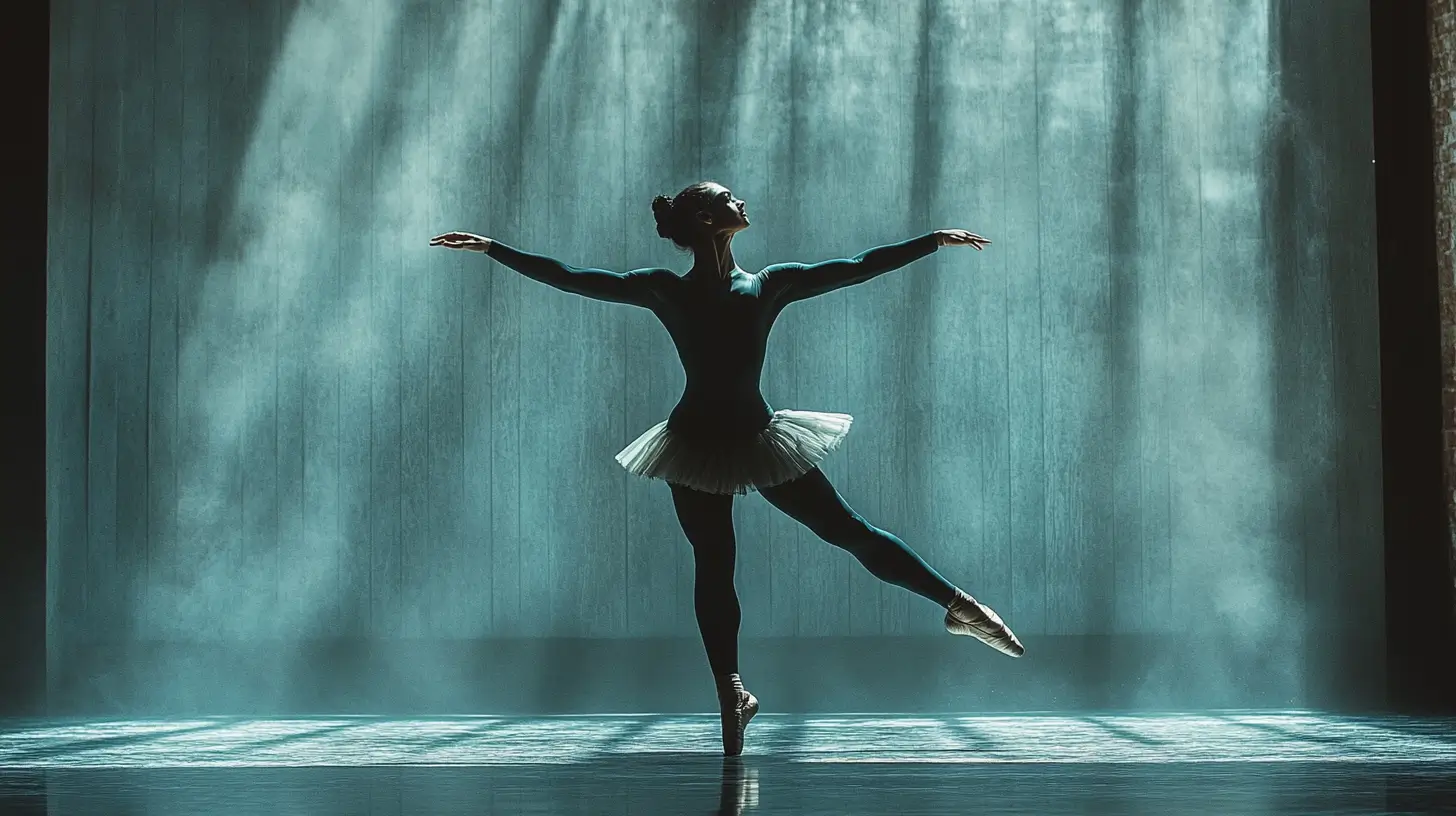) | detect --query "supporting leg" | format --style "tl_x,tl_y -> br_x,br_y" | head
669,483 -> 742,676
669,483 -> 760,754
